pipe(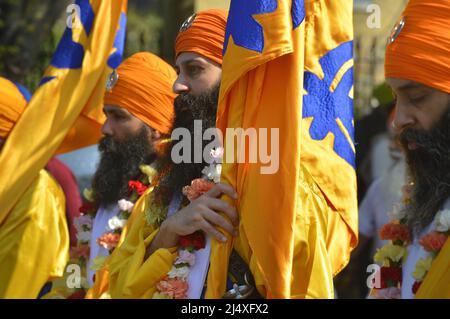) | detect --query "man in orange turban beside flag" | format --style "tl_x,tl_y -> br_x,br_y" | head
106,4 -> 355,299
371,0 -> 450,299
43,52 -> 177,299
0,77 -> 69,298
